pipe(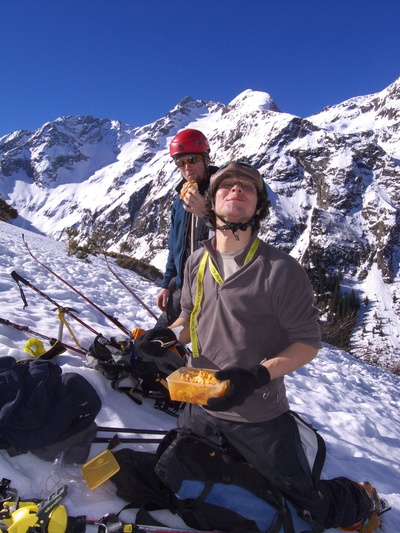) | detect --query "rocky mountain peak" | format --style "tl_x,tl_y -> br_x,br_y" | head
0,82 -> 399,371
